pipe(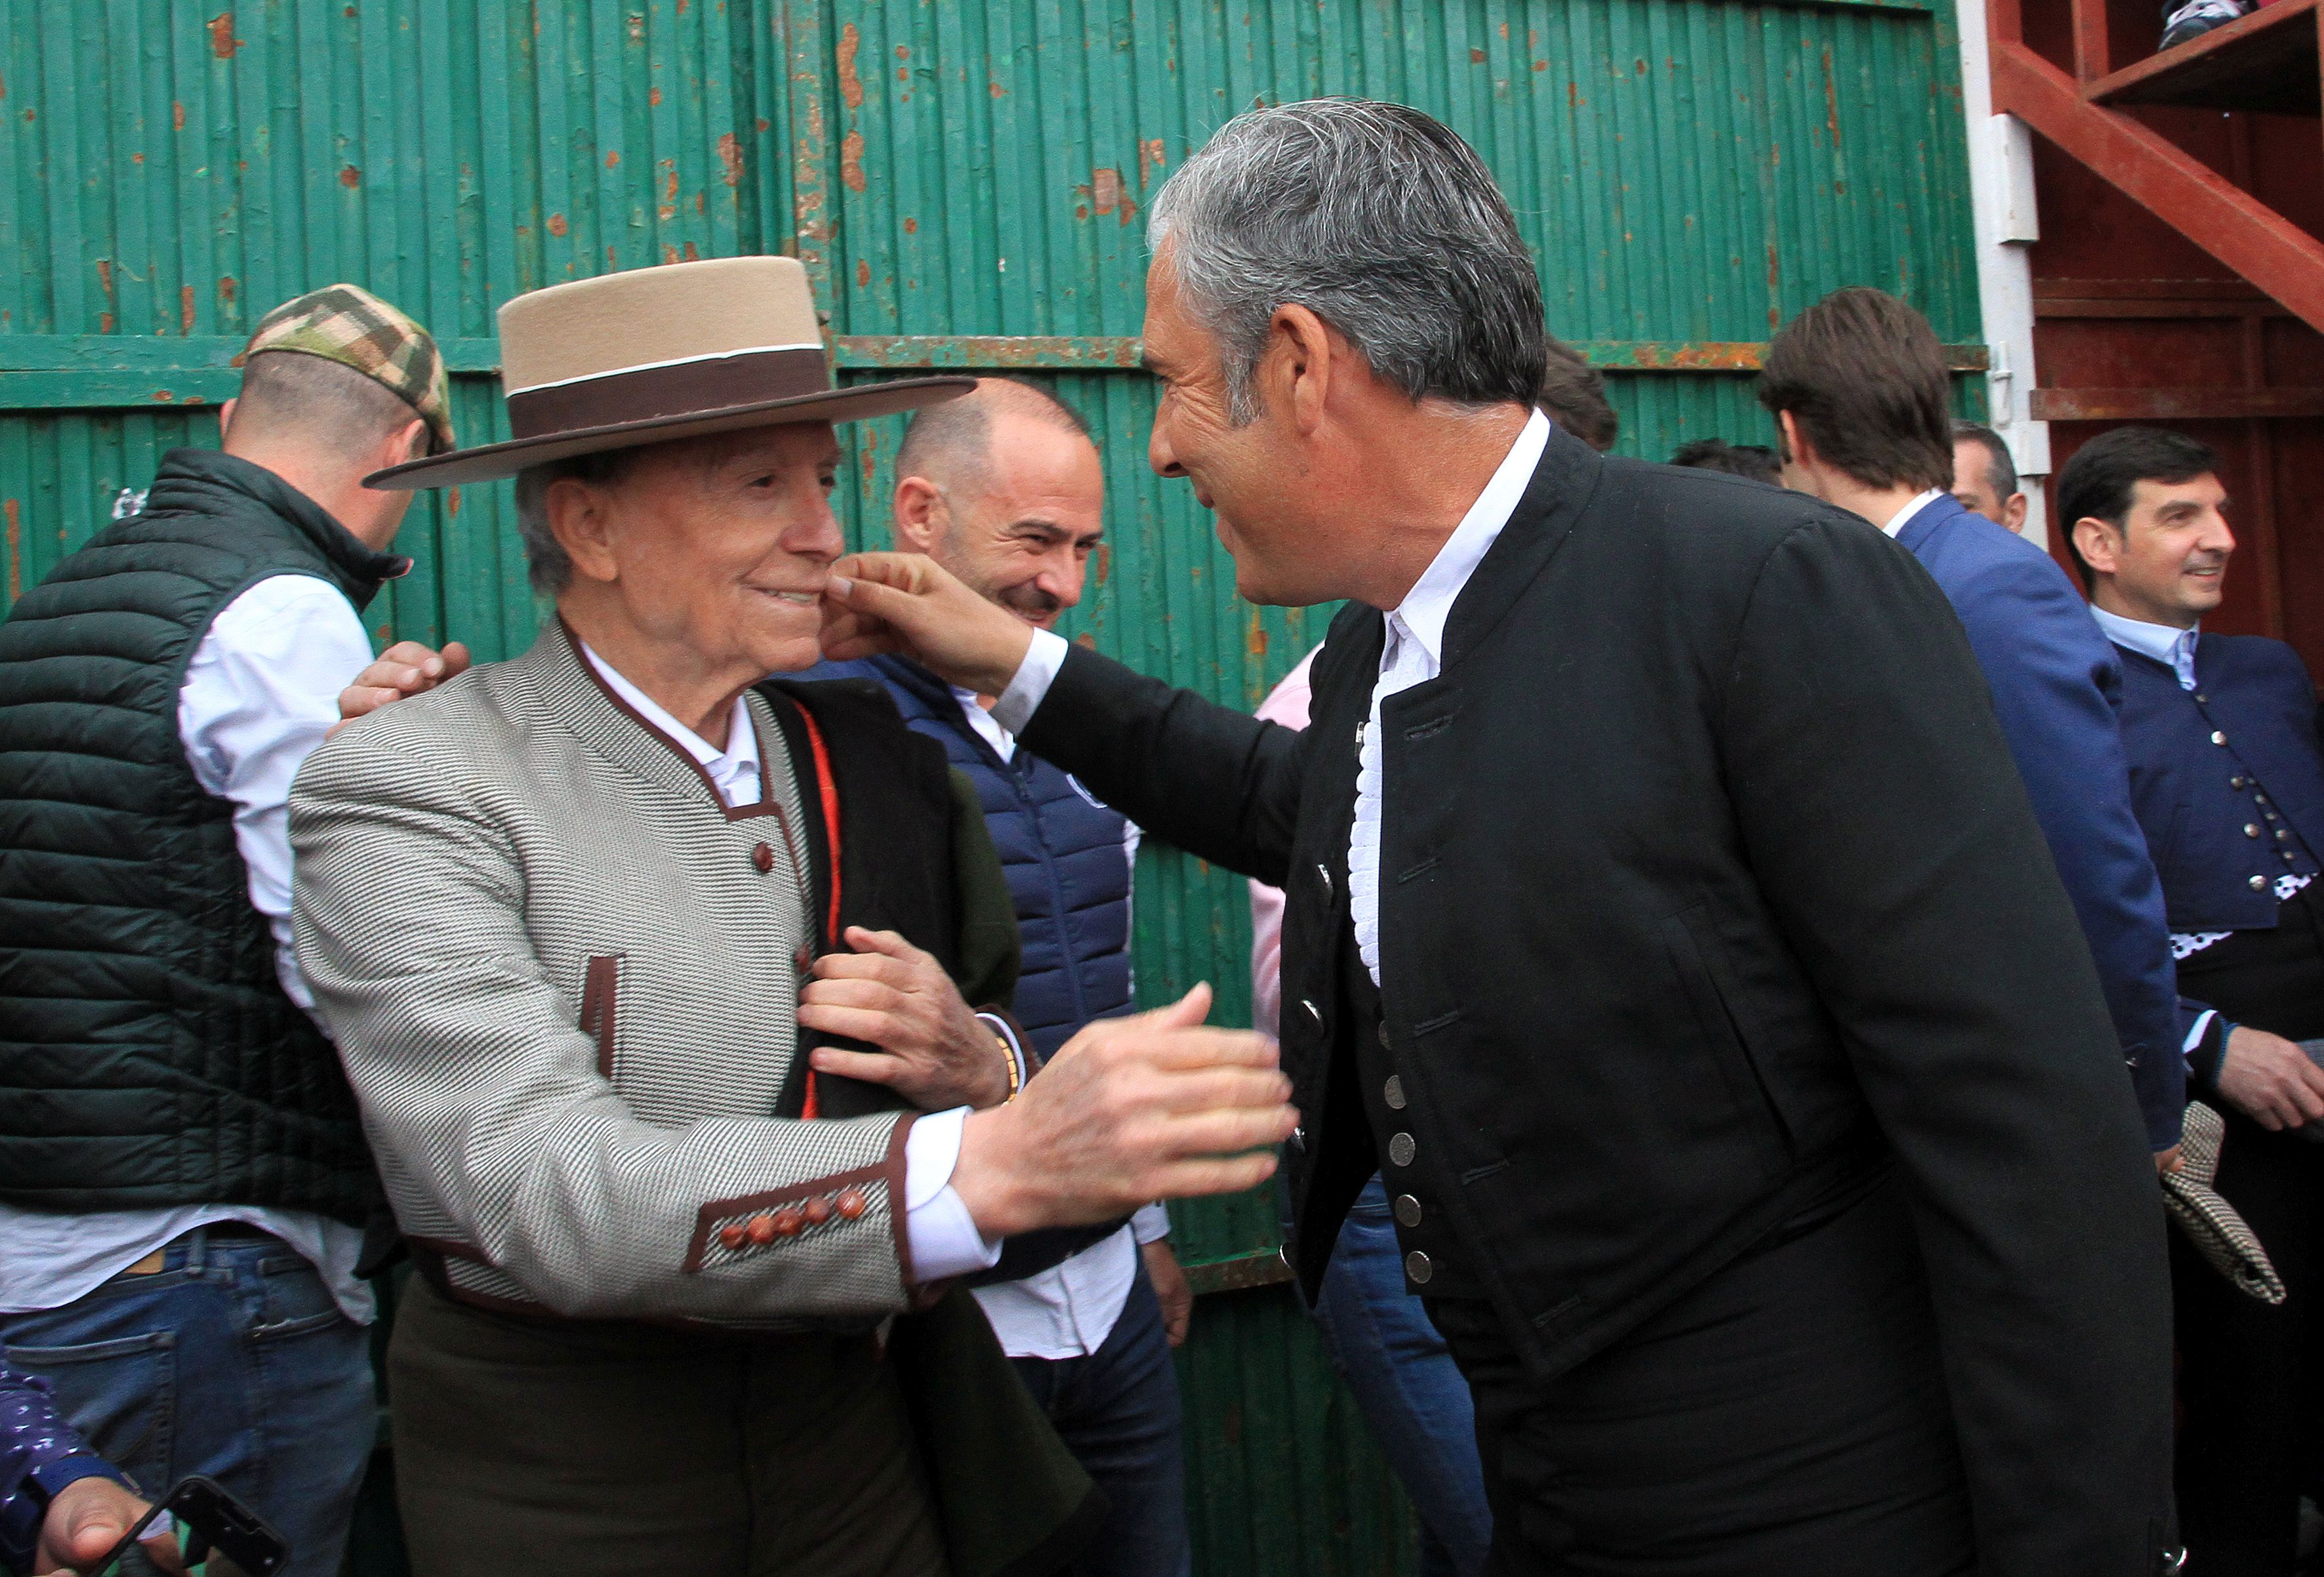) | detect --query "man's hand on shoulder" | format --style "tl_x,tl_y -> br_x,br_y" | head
331,640 -> 472,737
2217,1025 -> 2324,1130
821,552 -> 1034,699
800,927 -> 1012,1111
950,983 -> 1297,1239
